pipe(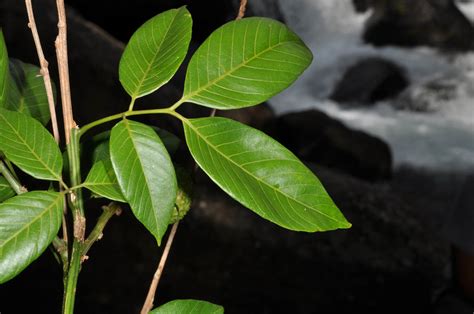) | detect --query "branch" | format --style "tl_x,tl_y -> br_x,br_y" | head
0,160 -> 27,194
82,203 -> 122,261
55,0 -> 75,144
140,222 -> 179,314
237,0 -> 248,20
24,0 -> 60,143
